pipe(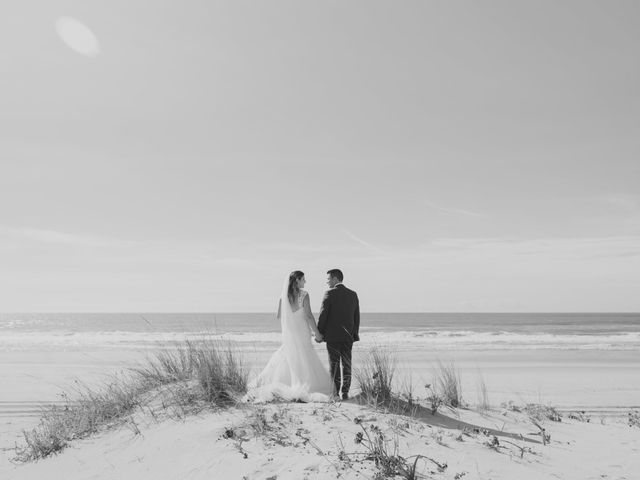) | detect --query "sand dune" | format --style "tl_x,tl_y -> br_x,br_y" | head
2,397 -> 638,480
